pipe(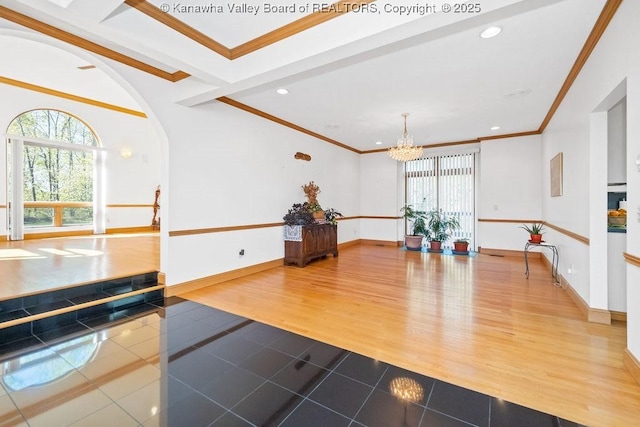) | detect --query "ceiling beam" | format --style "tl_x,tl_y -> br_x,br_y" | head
124,0 -> 377,60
